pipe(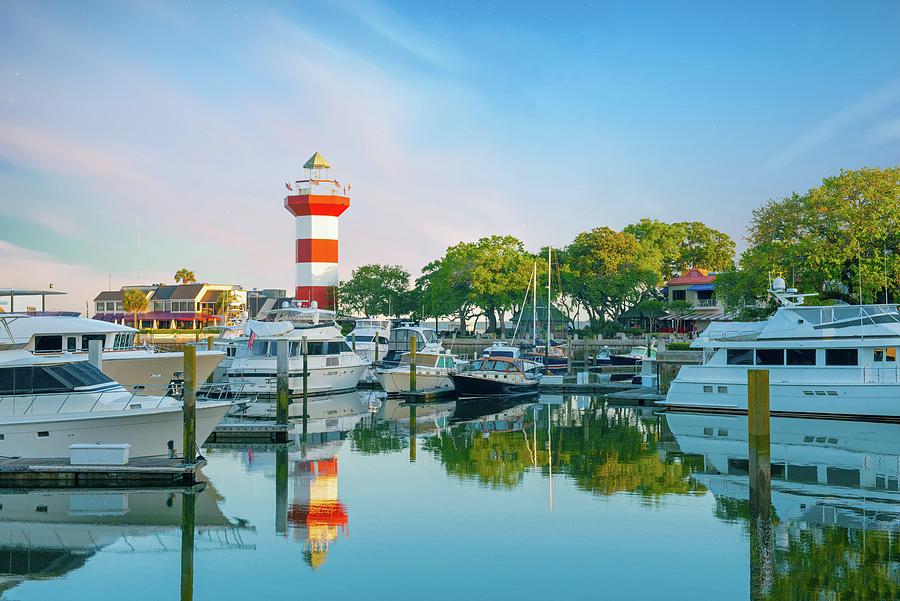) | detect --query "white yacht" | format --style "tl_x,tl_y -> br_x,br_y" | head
381,324 -> 443,367
662,280 -> 900,420
347,318 -> 390,363
374,352 -> 464,394
0,350 -> 231,459
0,314 -> 224,395
226,304 -> 367,397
